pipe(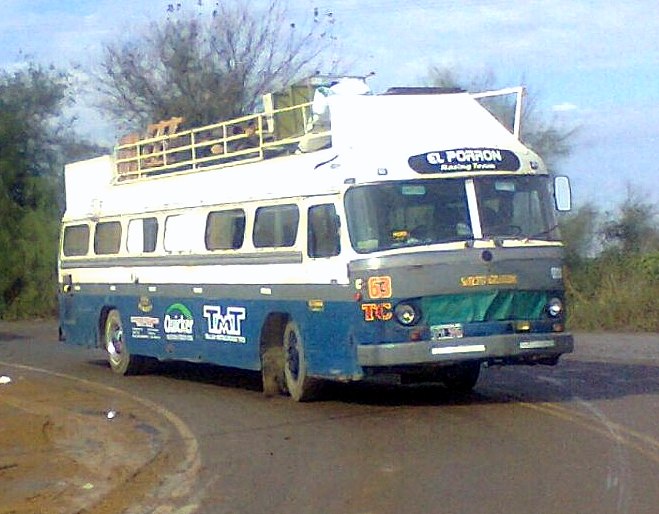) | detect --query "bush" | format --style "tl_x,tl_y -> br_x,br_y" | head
567,252 -> 659,332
